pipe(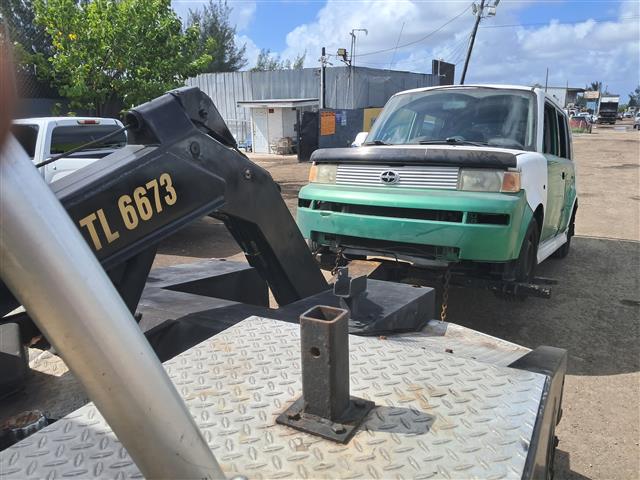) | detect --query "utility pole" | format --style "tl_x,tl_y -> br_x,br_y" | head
319,47 -> 327,109
545,67 -> 549,92
460,0 -> 499,84
349,28 -> 367,109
